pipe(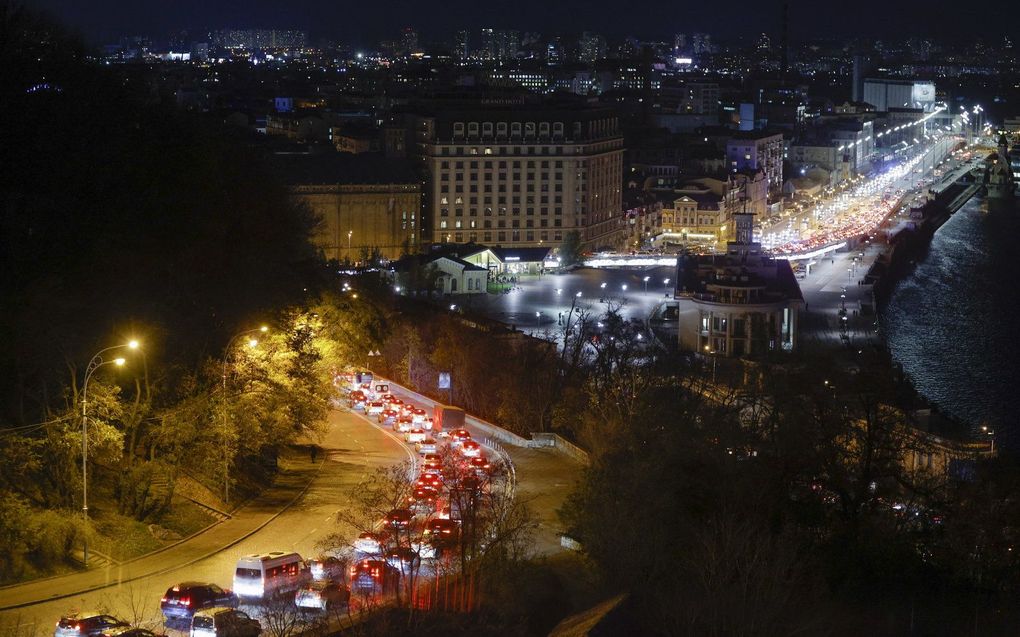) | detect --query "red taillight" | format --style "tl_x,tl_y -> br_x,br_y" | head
182,597 -> 191,606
